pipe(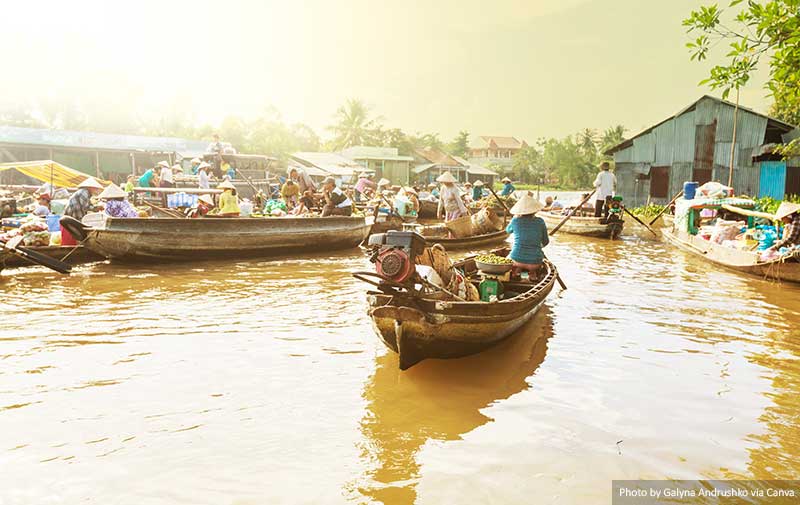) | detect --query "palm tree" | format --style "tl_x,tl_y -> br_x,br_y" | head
327,98 -> 381,150
600,125 -> 627,157
577,128 -> 598,159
